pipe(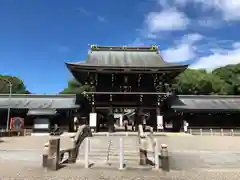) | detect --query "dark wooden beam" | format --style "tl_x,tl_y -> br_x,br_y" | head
85,92 -> 170,95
